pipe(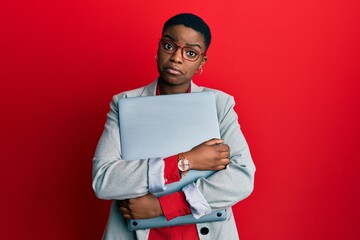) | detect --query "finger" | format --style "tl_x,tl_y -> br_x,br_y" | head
217,144 -> 230,152
122,214 -> 132,220
218,158 -> 230,167
118,200 -> 128,208
219,151 -> 230,159
119,206 -> 130,214
205,138 -> 224,146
